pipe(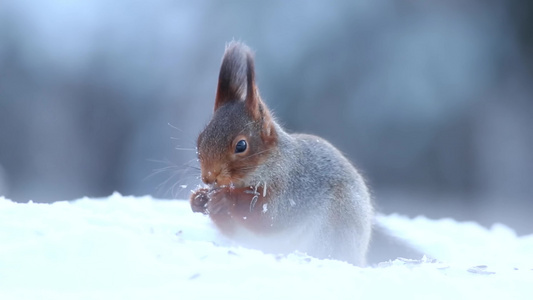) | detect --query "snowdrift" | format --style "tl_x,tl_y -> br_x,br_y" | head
1,193 -> 532,300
